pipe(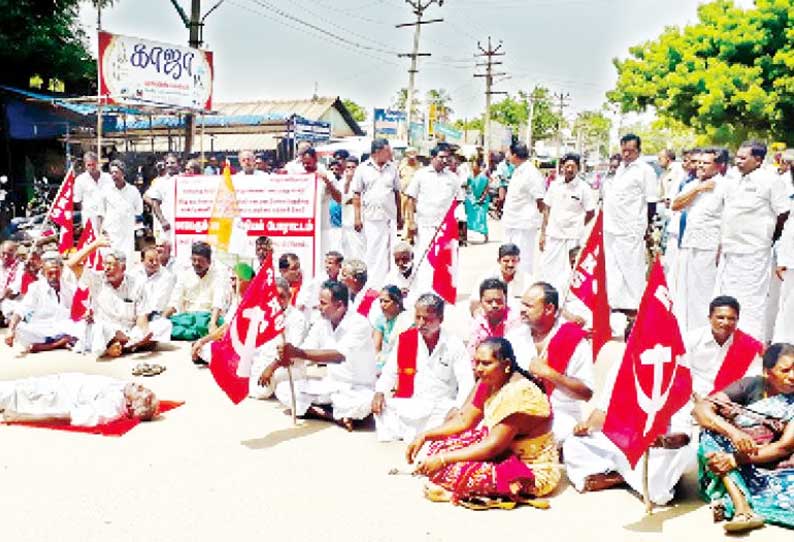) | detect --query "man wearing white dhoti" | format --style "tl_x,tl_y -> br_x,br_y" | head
73,151 -> 113,231
99,160 -> 143,264
773,181 -> 794,343
4,256 -> 84,353
671,148 -> 727,334
371,293 -> 474,442
352,139 -> 403,288
506,282 -> 593,443
538,153 -> 595,293
405,145 -> 460,294
143,153 -> 180,246
275,280 -> 377,431
248,277 -> 309,399
602,133 -> 659,312
501,142 -> 546,276
715,141 -> 791,341
563,296 -> 761,505
661,149 -> 697,296
0,373 -> 157,427
340,157 -> 365,261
